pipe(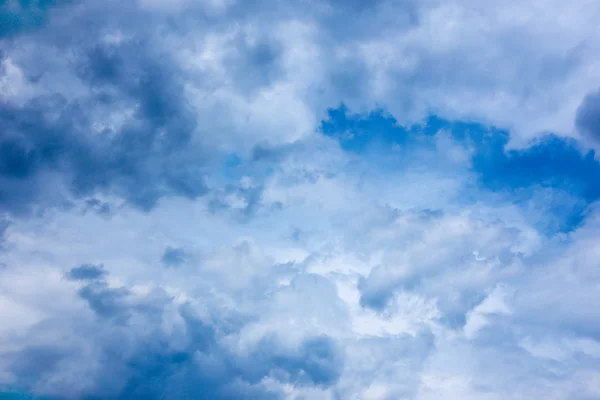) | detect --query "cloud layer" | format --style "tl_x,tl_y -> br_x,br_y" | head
2,0 -> 600,399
